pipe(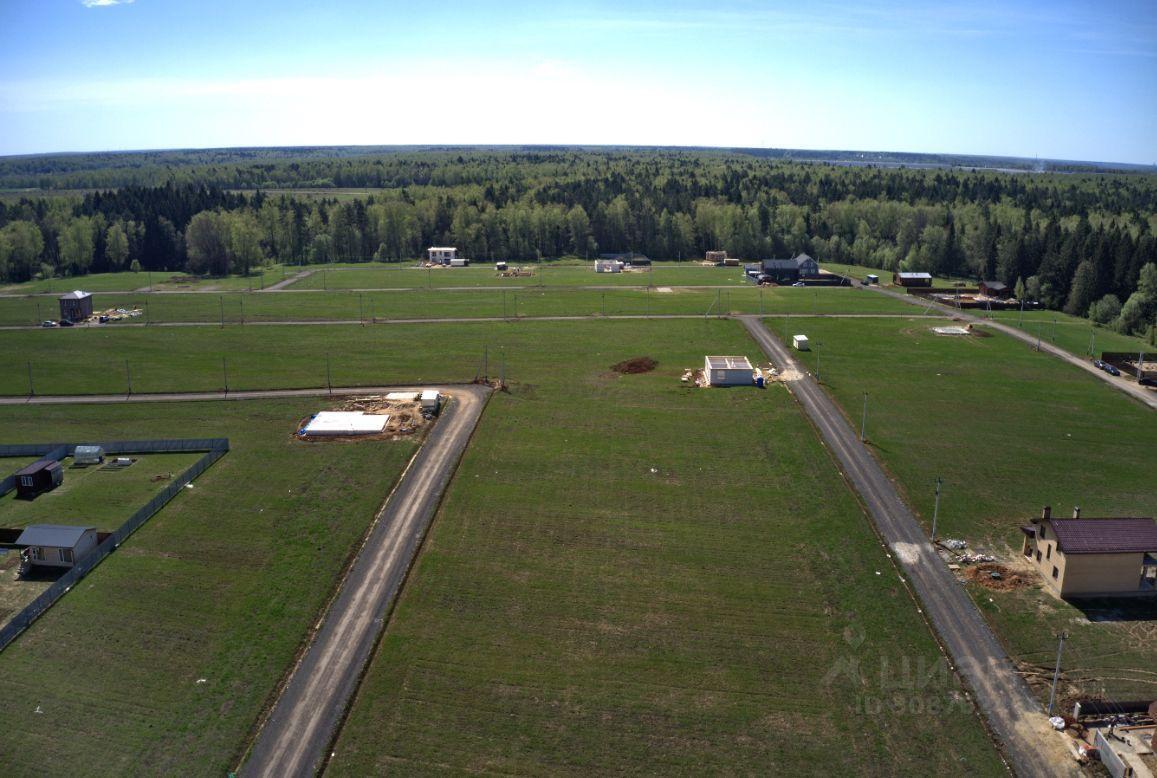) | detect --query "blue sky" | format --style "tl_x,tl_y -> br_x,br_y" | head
1,0 -> 1154,163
